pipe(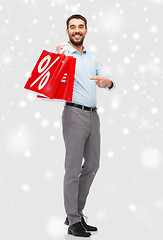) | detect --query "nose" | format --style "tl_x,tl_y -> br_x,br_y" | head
75,27 -> 80,32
